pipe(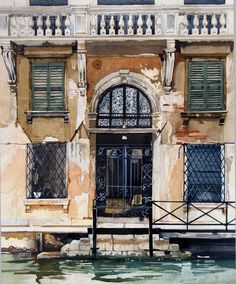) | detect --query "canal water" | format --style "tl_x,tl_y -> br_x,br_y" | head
1,254 -> 236,284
